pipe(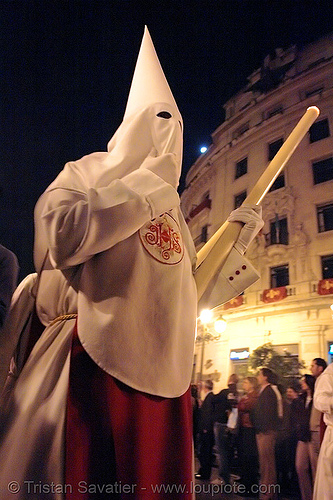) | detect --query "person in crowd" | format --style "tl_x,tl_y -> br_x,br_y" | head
268,370 -> 284,417
212,374 -> 239,485
236,376 -> 259,496
191,383 -> 200,449
310,357 -> 327,466
196,380 -> 204,405
285,385 -> 299,402
292,374 -> 315,500
195,380 -> 215,480
276,383 -> 300,495
0,244 -> 18,328
253,367 -> 281,500
0,244 -> 19,391
313,362 -> 333,500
